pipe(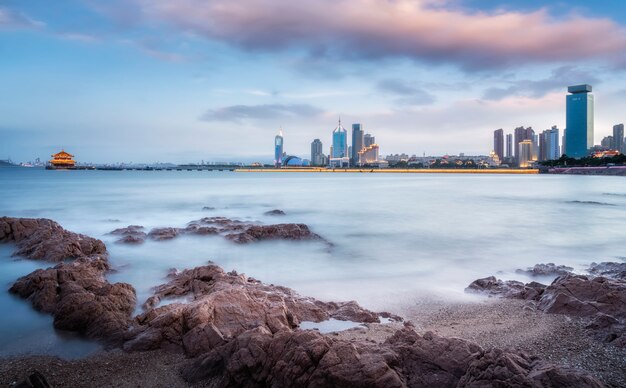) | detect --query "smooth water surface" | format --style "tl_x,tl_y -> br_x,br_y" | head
1,168 -> 625,357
